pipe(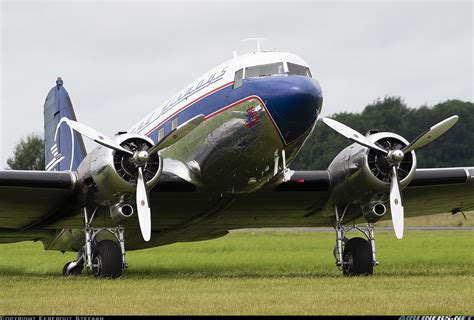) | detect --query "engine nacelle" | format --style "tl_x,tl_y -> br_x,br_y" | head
76,133 -> 163,207
327,132 -> 417,218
